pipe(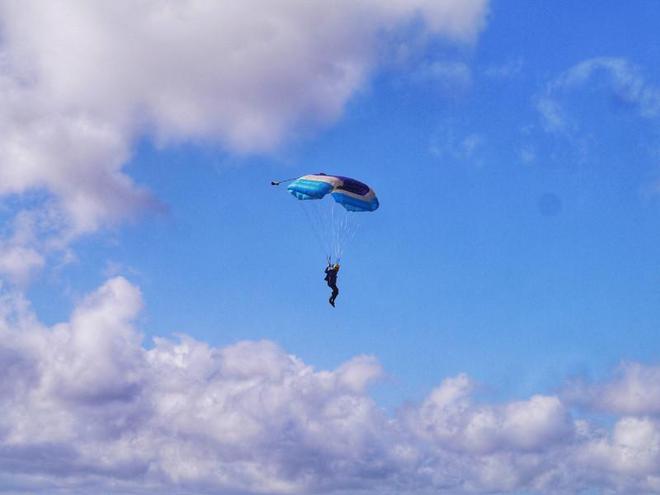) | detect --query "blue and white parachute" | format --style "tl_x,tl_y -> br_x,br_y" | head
287,173 -> 379,212
280,173 -> 379,262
